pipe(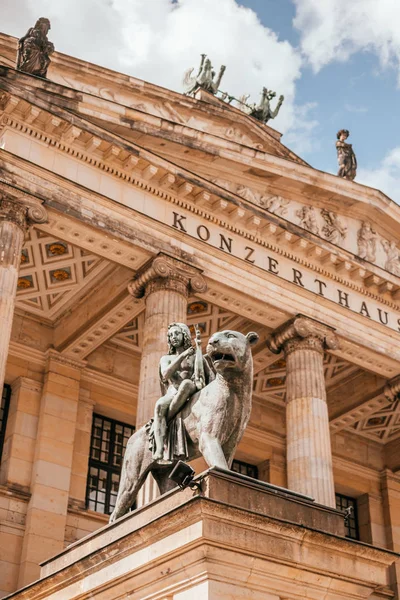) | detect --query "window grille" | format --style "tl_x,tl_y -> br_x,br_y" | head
86,414 -> 134,515
0,385 -> 11,463
335,493 -> 359,540
231,459 -> 259,479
